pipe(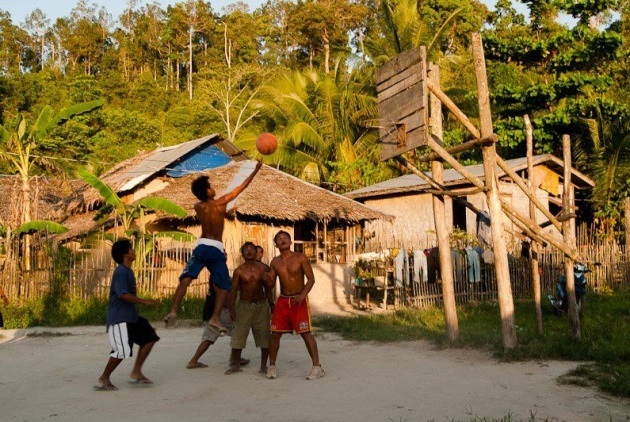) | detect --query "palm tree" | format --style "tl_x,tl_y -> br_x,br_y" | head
573,113 -> 630,238
257,63 -> 383,190
364,0 -> 462,65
